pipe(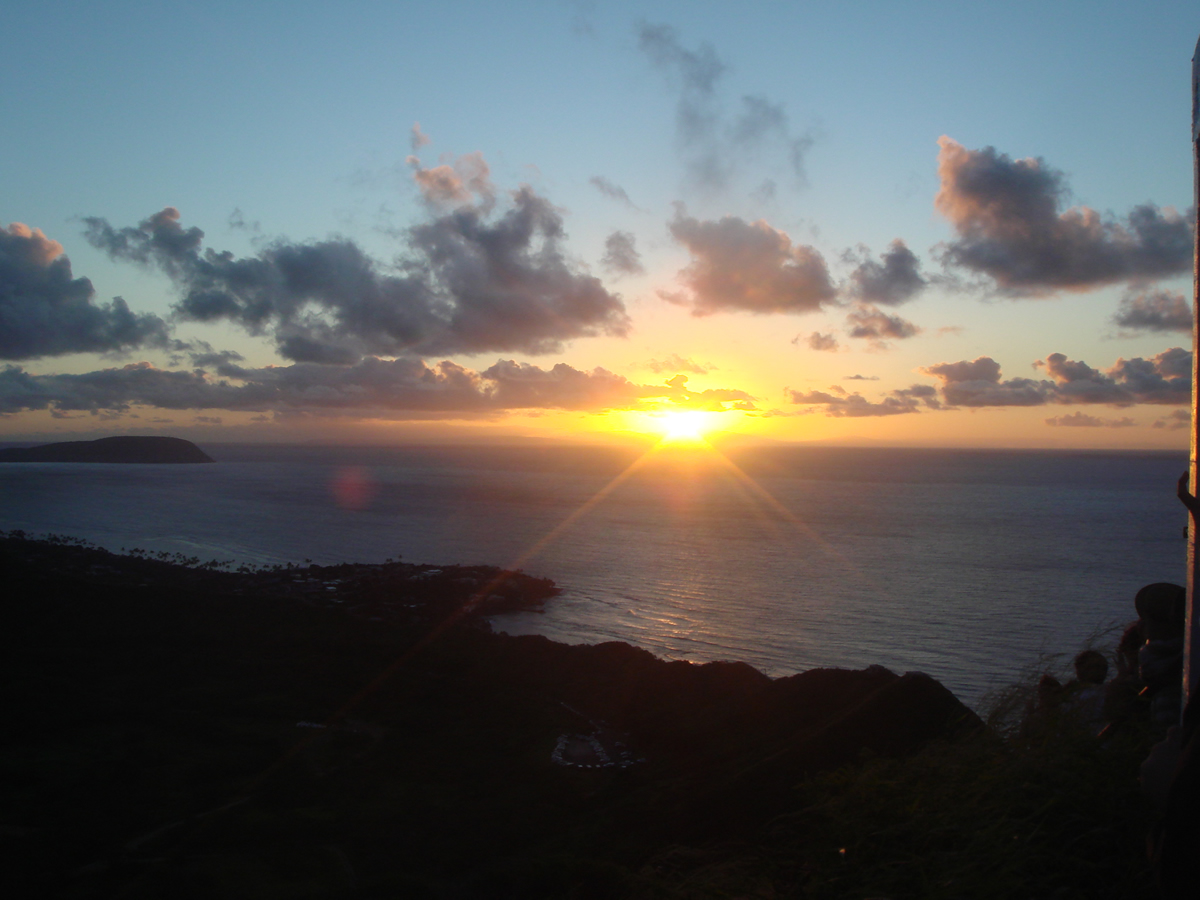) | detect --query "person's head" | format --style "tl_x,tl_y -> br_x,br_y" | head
1074,649 -> 1108,685
1135,583 -> 1186,640
1116,621 -> 1144,677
